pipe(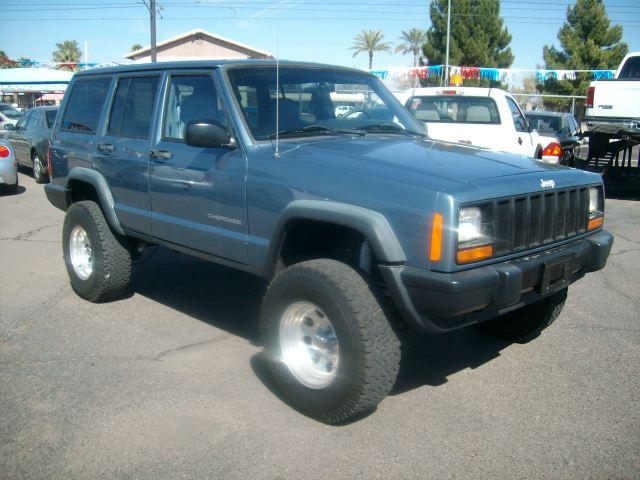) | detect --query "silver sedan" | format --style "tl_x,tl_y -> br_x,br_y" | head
0,140 -> 18,194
